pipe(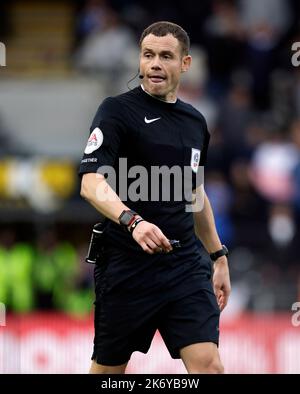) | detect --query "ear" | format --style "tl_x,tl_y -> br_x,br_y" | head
181,55 -> 192,73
